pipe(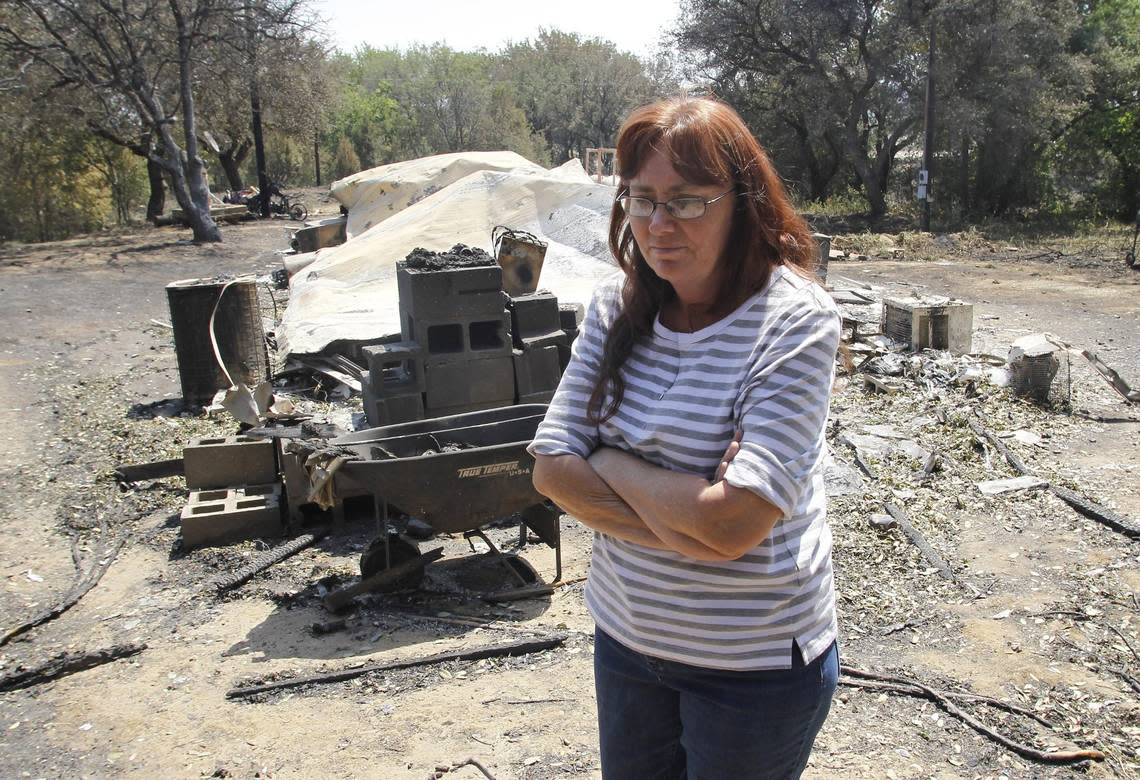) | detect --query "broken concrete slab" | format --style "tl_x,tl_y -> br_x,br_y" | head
823,451 -> 865,496
291,216 -> 347,253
